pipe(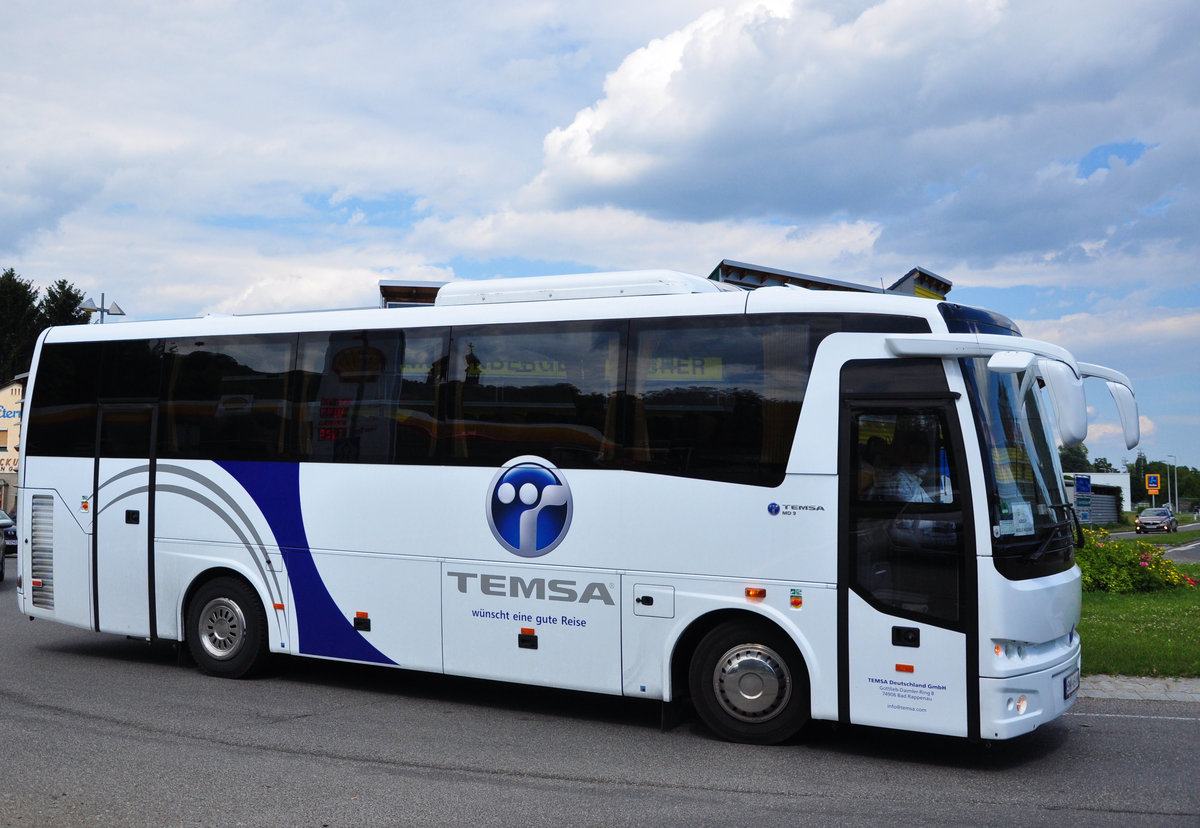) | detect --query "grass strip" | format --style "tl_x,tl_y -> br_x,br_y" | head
1079,564 -> 1200,677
